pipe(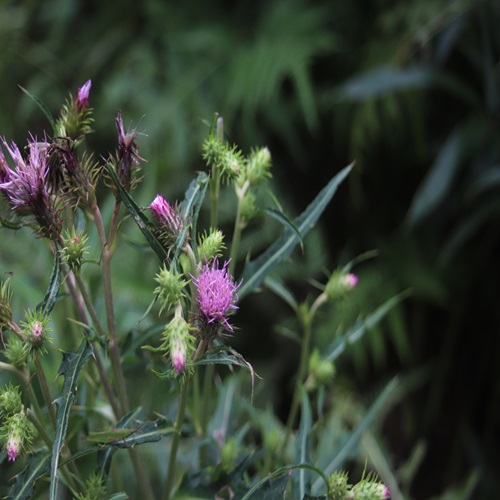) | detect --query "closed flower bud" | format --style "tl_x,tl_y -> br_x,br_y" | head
0,384 -> 23,418
2,410 -> 36,463
76,80 -> 92,110
245,146 -> 272,185
164,313 -> 195,376
198,229 -> 225,261
307,349 -> 335,390
328,470 -> 350,500
61,228 -> 90,269
21,310 -> 51,354
352,476 -> 390,499
4,337 -> 27,368
325,270 -> 358,302
150,194 -> 183,237
154,266 -> 187,314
